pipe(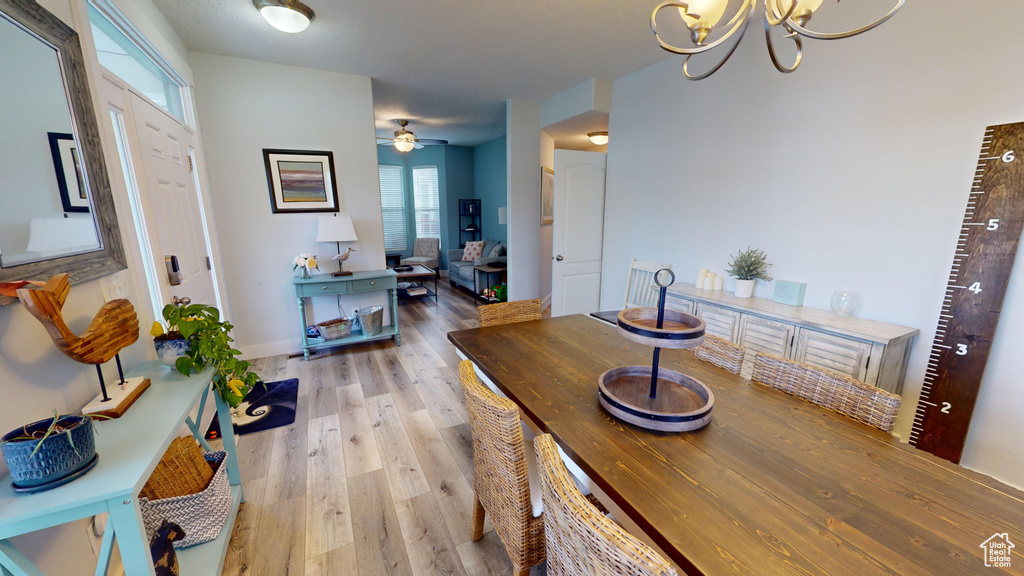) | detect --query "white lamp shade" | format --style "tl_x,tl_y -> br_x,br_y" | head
259,5 -> 311,33
678,0 -> 728,30
317,215 -> 358,243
